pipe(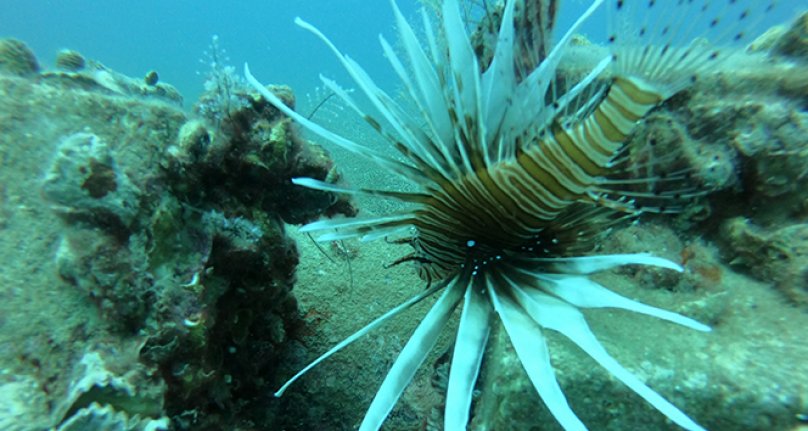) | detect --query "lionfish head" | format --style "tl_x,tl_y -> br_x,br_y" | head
246,0 -> 776,430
